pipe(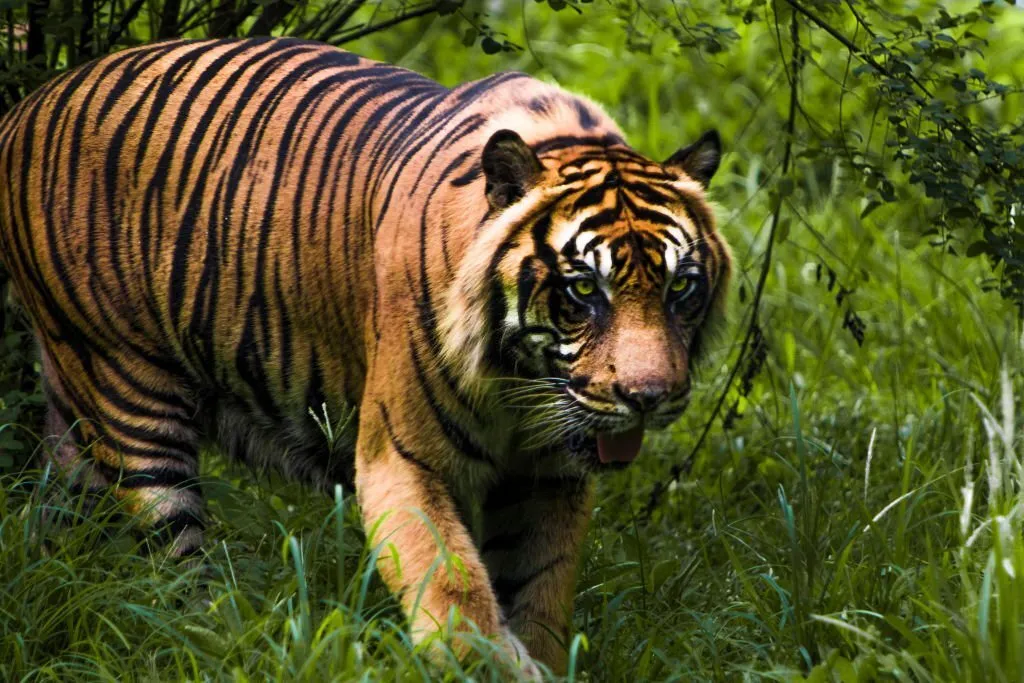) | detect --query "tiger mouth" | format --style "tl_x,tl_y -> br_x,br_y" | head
566,424 -> 646,468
